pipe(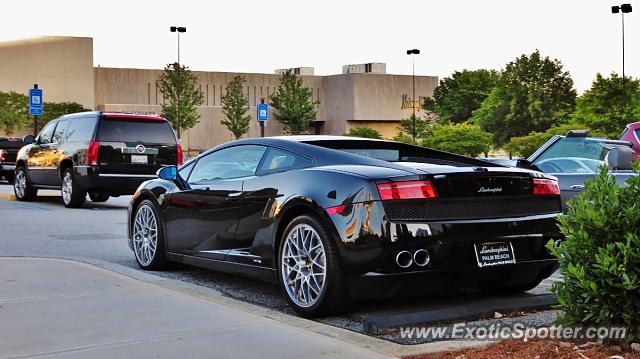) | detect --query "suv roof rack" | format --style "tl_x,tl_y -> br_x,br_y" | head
565,129 -> 590,138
